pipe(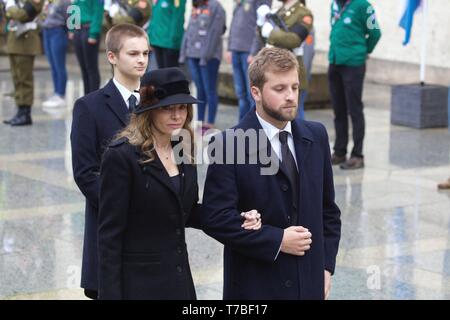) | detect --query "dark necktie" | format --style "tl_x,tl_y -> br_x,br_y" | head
279,130 -> 299,224
279,131 -> 298,176
128,94 -> 137,113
